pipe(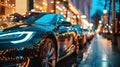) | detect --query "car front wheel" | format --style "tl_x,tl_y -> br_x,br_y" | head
41,38 -> 57,67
